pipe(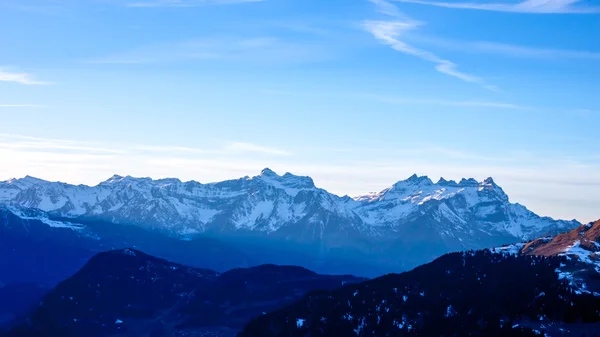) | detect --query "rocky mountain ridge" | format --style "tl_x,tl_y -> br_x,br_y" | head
0,169 -> 579,240
0,169 -> 582,277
